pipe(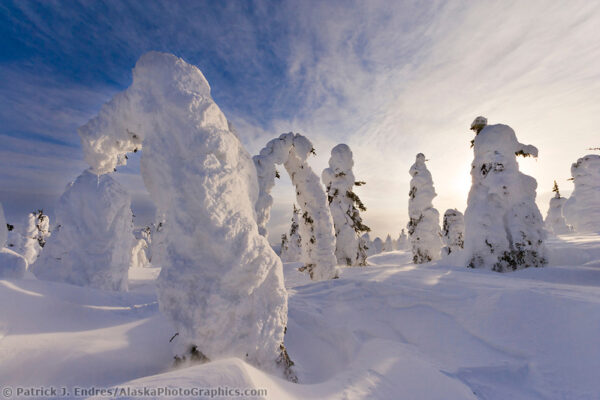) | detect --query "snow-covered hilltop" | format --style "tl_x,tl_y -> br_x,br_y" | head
464,118 -> 547,272
563,154 -> 600,233
78,52 -> 293,378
